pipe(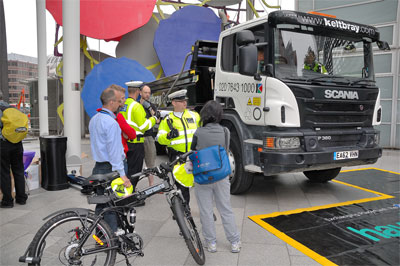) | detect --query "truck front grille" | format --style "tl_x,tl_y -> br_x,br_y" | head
290,85 -> 378,129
